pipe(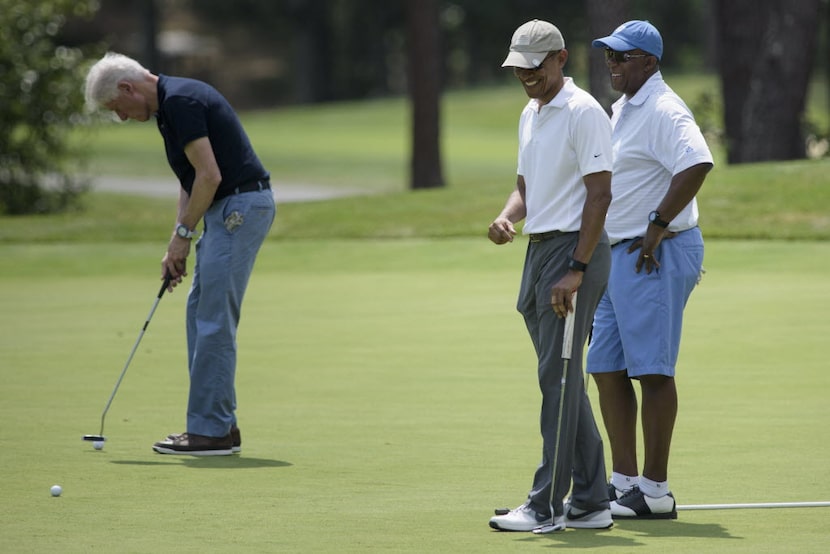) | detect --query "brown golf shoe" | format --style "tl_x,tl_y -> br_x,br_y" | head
166,426 -> 241,453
